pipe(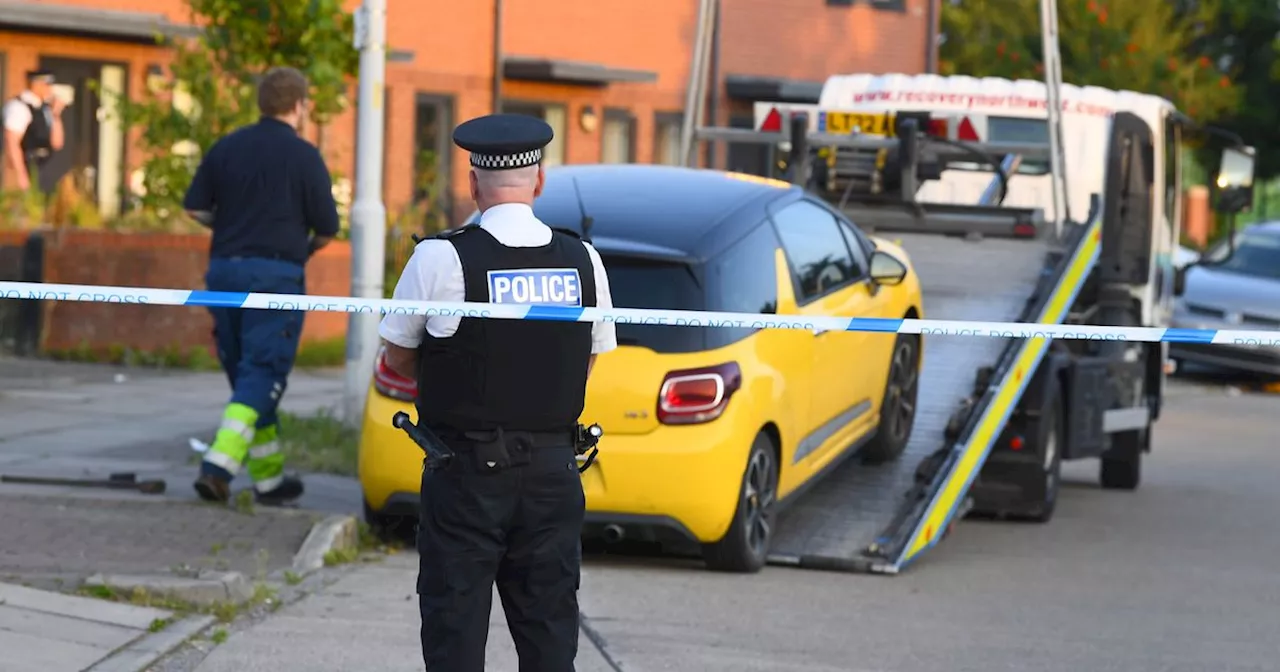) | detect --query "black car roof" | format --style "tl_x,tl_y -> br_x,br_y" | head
531,164 -> 799,260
